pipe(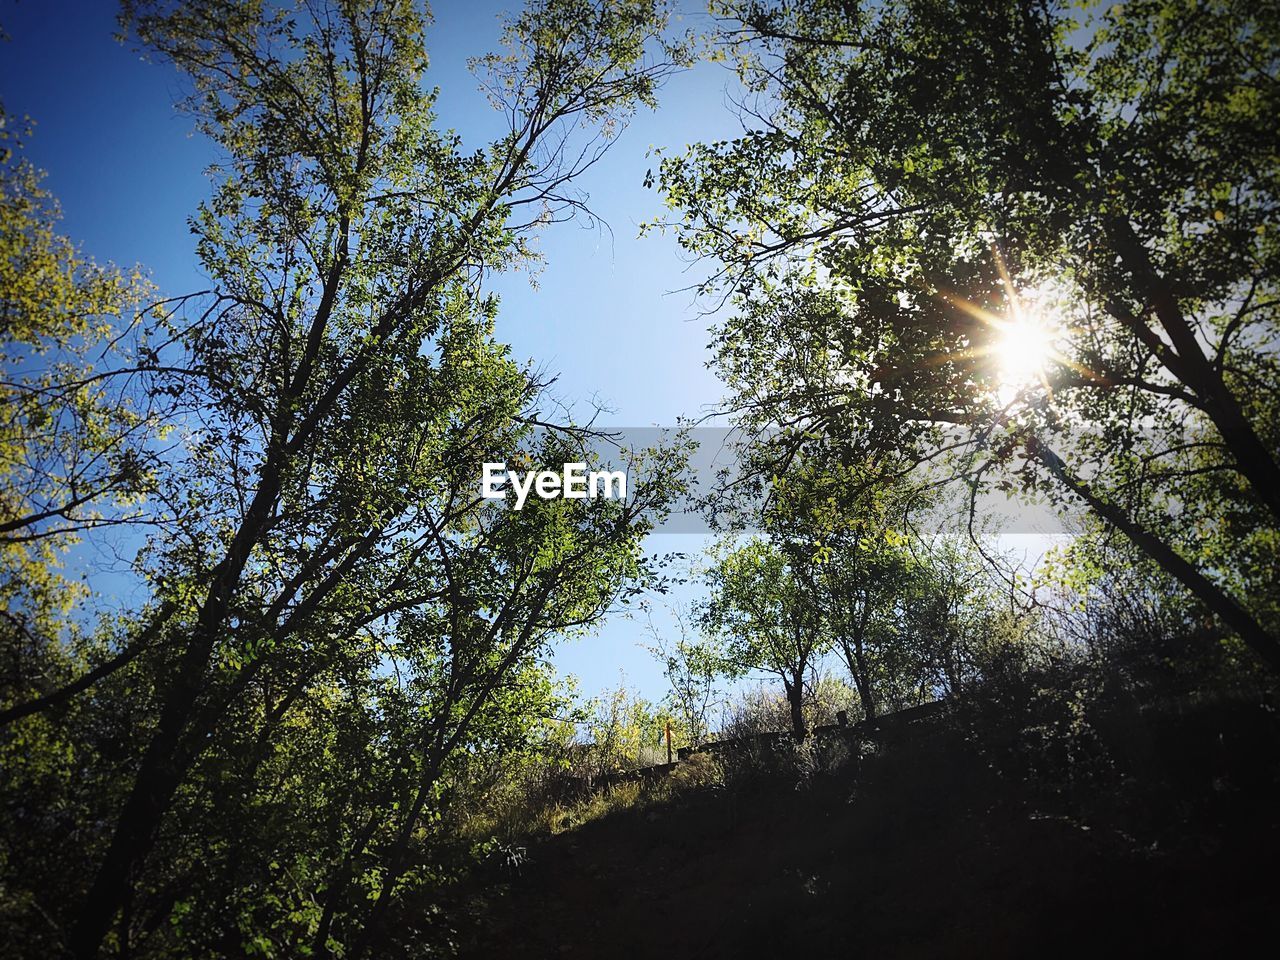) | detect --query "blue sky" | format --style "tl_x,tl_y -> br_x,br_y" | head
0,0 -> 743,701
